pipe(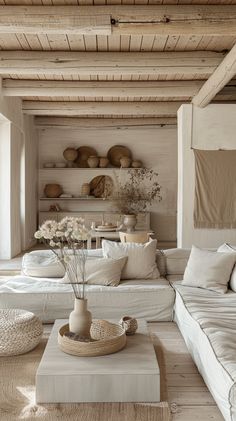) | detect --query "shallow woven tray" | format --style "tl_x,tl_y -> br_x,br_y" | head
58,319 -> 127,357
